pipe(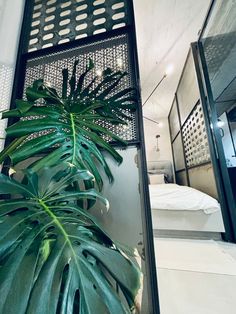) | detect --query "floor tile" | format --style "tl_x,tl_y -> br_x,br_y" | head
154,238 -> 236,275
157,268 -> 236,314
